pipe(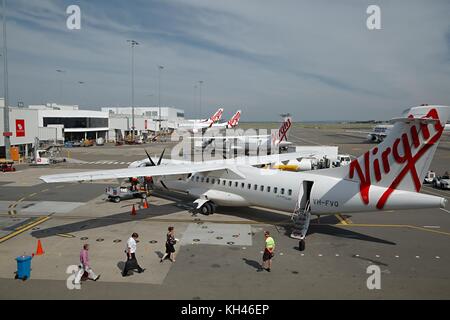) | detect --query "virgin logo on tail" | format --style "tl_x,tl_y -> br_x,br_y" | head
210,109 -> 224,124
227,111 -> 241,128
278,117 -> 292,141
349,109 -> 444,209
272,117 -> 292,145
